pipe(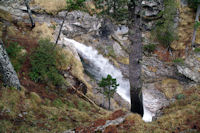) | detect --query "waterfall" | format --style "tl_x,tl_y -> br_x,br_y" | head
64,38 -> 153,122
